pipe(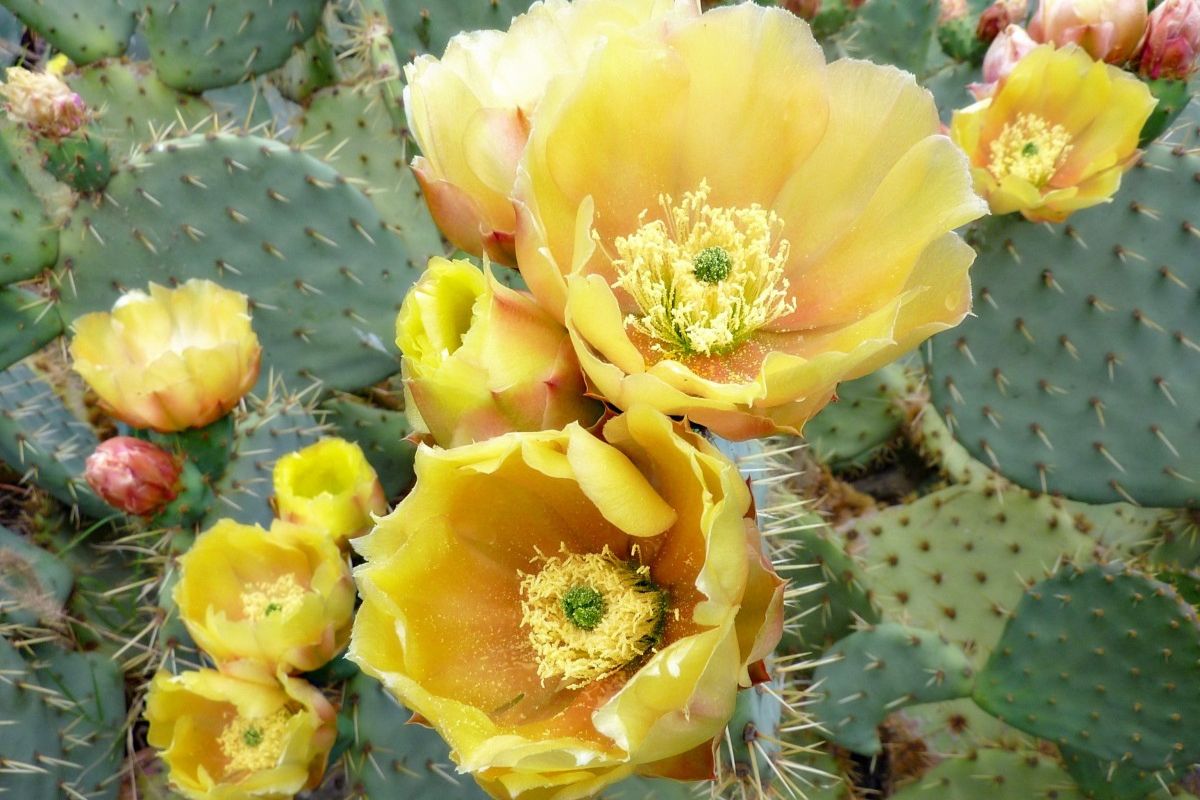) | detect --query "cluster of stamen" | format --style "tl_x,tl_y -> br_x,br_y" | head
240,573 -> 307,622
217,707 -> 293,773
987,113 -> 1073,187
609,180 -> 795,357
519,547 -> 666,689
